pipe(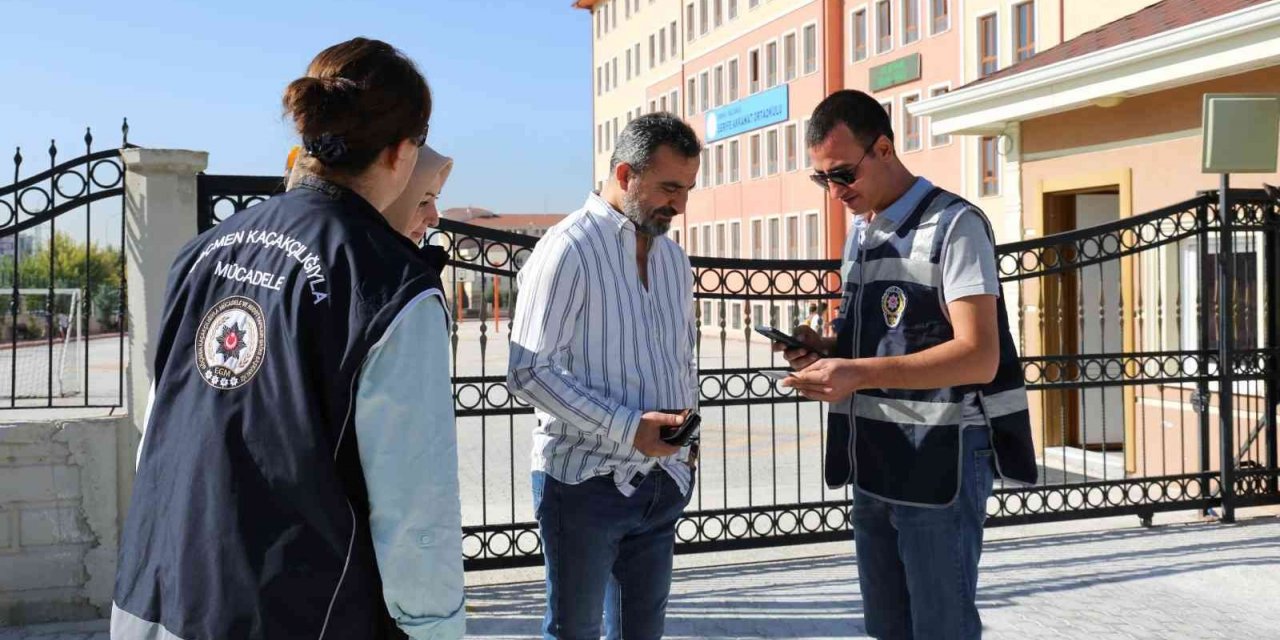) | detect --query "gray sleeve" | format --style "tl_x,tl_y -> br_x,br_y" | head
941,210 -> 1000,305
